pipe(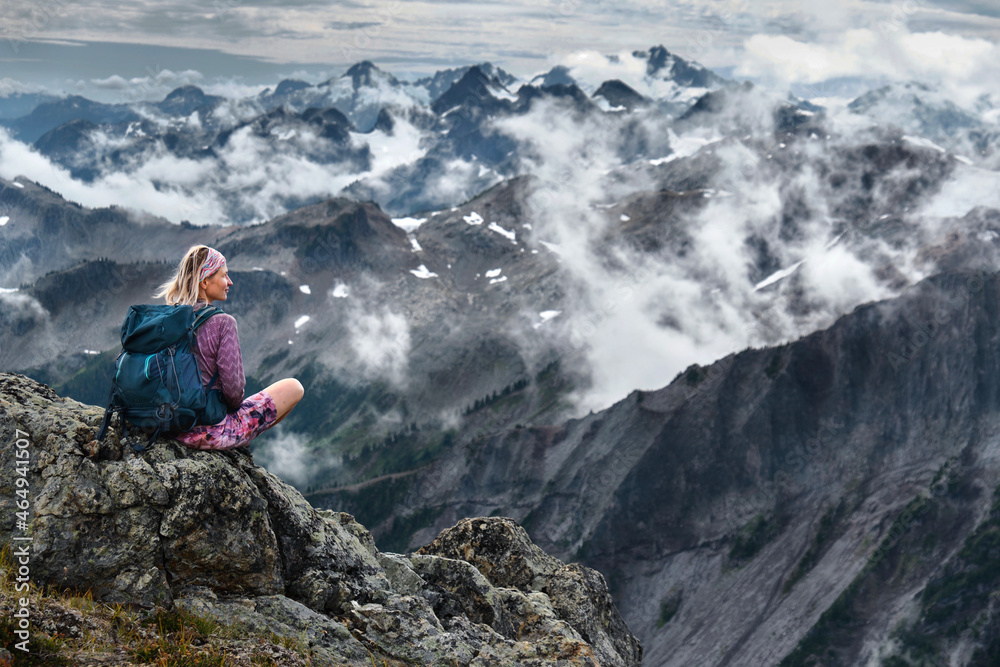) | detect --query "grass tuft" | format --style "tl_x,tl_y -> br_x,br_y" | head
0,542 -> 310,666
